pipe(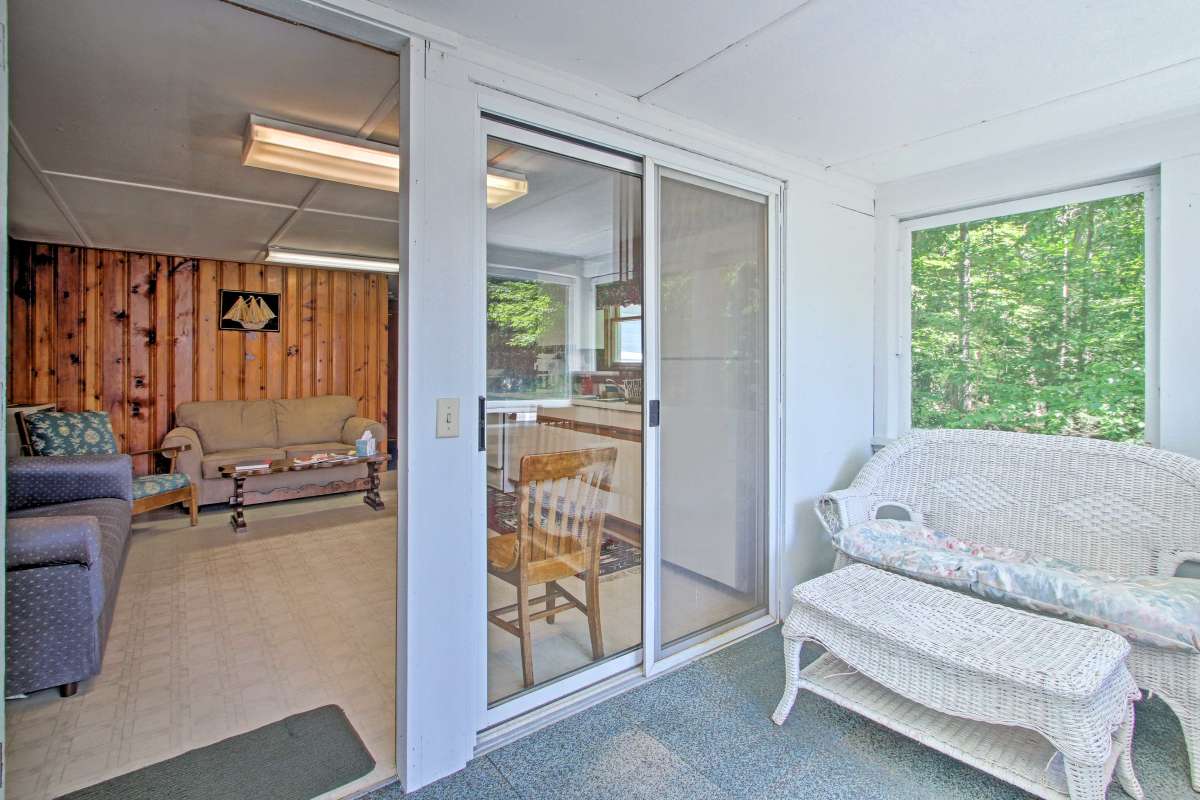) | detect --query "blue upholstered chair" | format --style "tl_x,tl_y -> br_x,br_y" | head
16,410 -> 197,525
